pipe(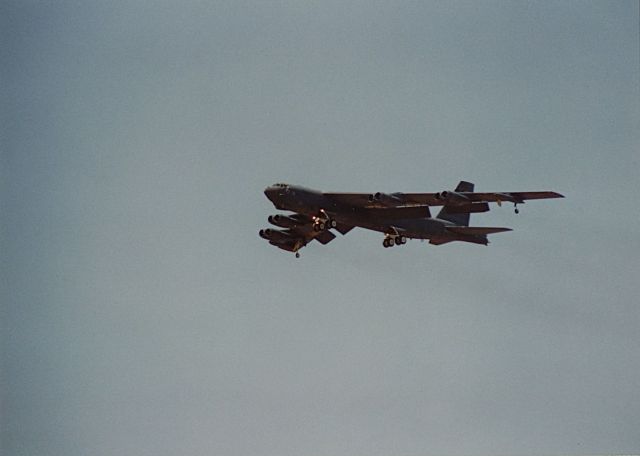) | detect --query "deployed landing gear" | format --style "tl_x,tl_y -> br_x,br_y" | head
383,234 -> 407,248
312,210 -> 336,231
295,252 -> 300,258
514,204 -> 520,214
